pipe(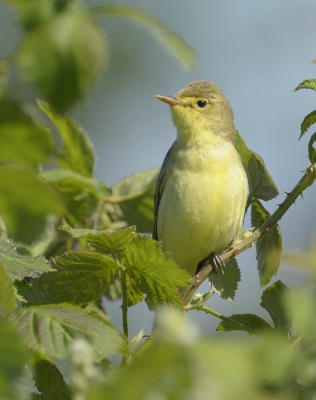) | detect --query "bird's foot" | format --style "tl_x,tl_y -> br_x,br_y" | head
197,252 -> 225,276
